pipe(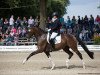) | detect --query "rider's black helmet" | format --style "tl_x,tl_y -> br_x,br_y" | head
52,12 -> 58,17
